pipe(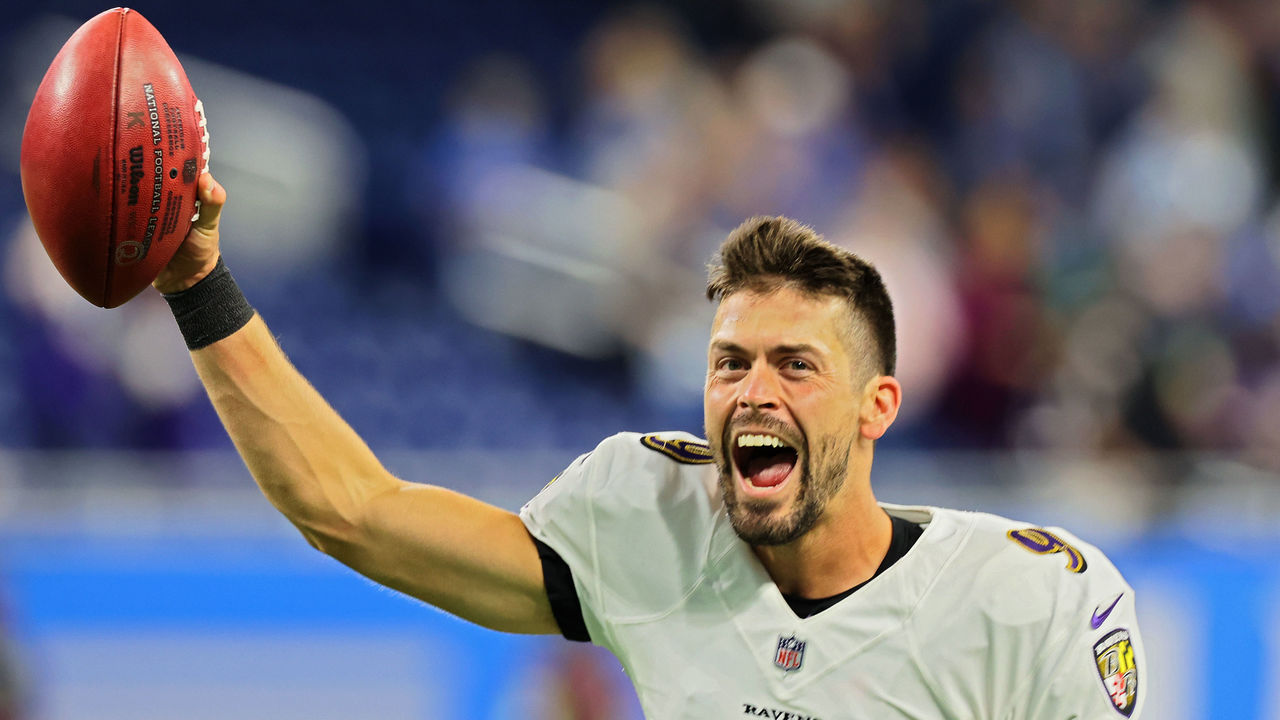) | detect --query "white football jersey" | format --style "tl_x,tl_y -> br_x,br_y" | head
520,431 -> 1146,720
